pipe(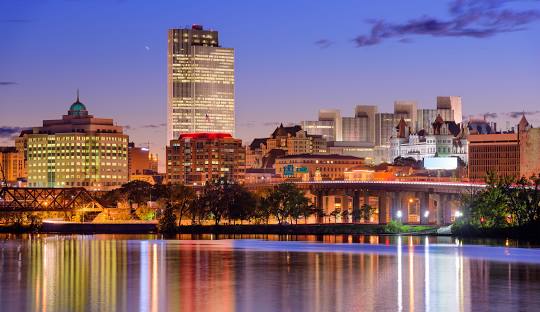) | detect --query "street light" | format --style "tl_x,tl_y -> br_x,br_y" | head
455,210 -> 463,218
424,210 -> 430,218
396,210 -> 402,223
